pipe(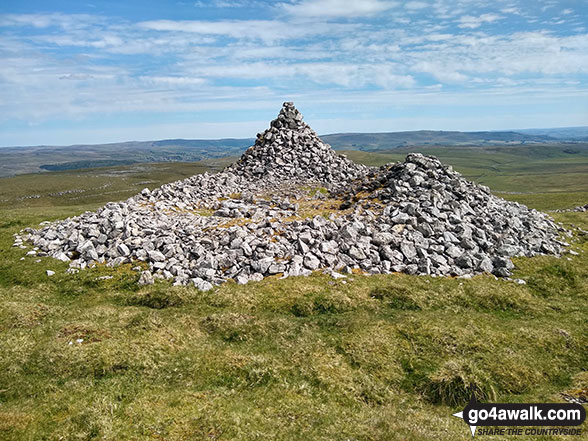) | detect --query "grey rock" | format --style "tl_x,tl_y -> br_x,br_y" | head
493,257 -> 515,270
249,273 -> 264,282
348,246 -> 367,261
320,240 -> 338,254
445,245 -> 462,259
268,263 -> 286,274
454,253 -> 473,269
339,224 -> 358,241
235,274 -> 249,285
191,277 -> 213,291
400,242 -> 418,262
148,250 -> 166,262
138,271 -> 154,285
117,243 -> 130,257
476,256 -> 494,273
372,232 -> 394,246
304,253 -> 320,270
